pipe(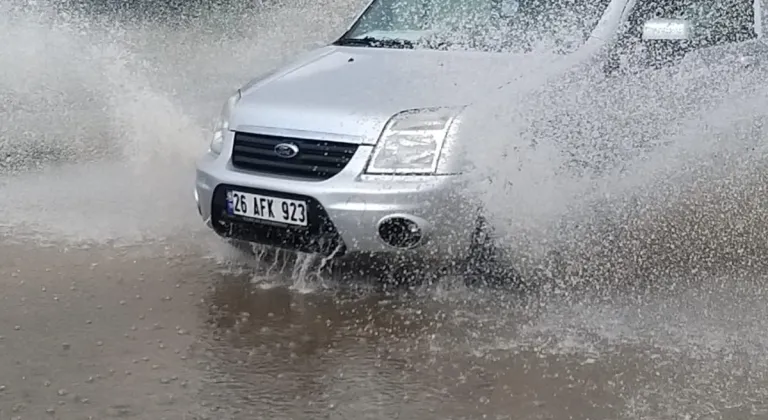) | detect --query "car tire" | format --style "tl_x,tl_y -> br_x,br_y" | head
461,215 -> 526,289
